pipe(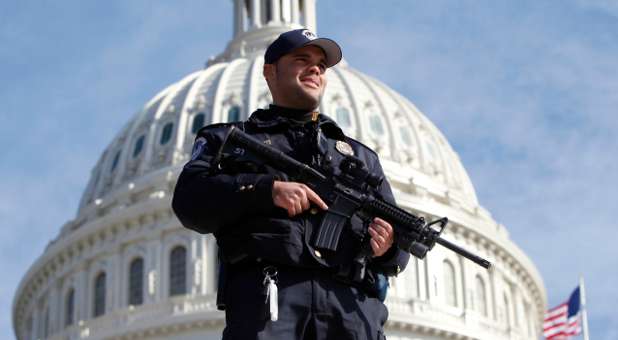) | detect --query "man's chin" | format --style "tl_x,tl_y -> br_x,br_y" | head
292,91 -> 321,110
